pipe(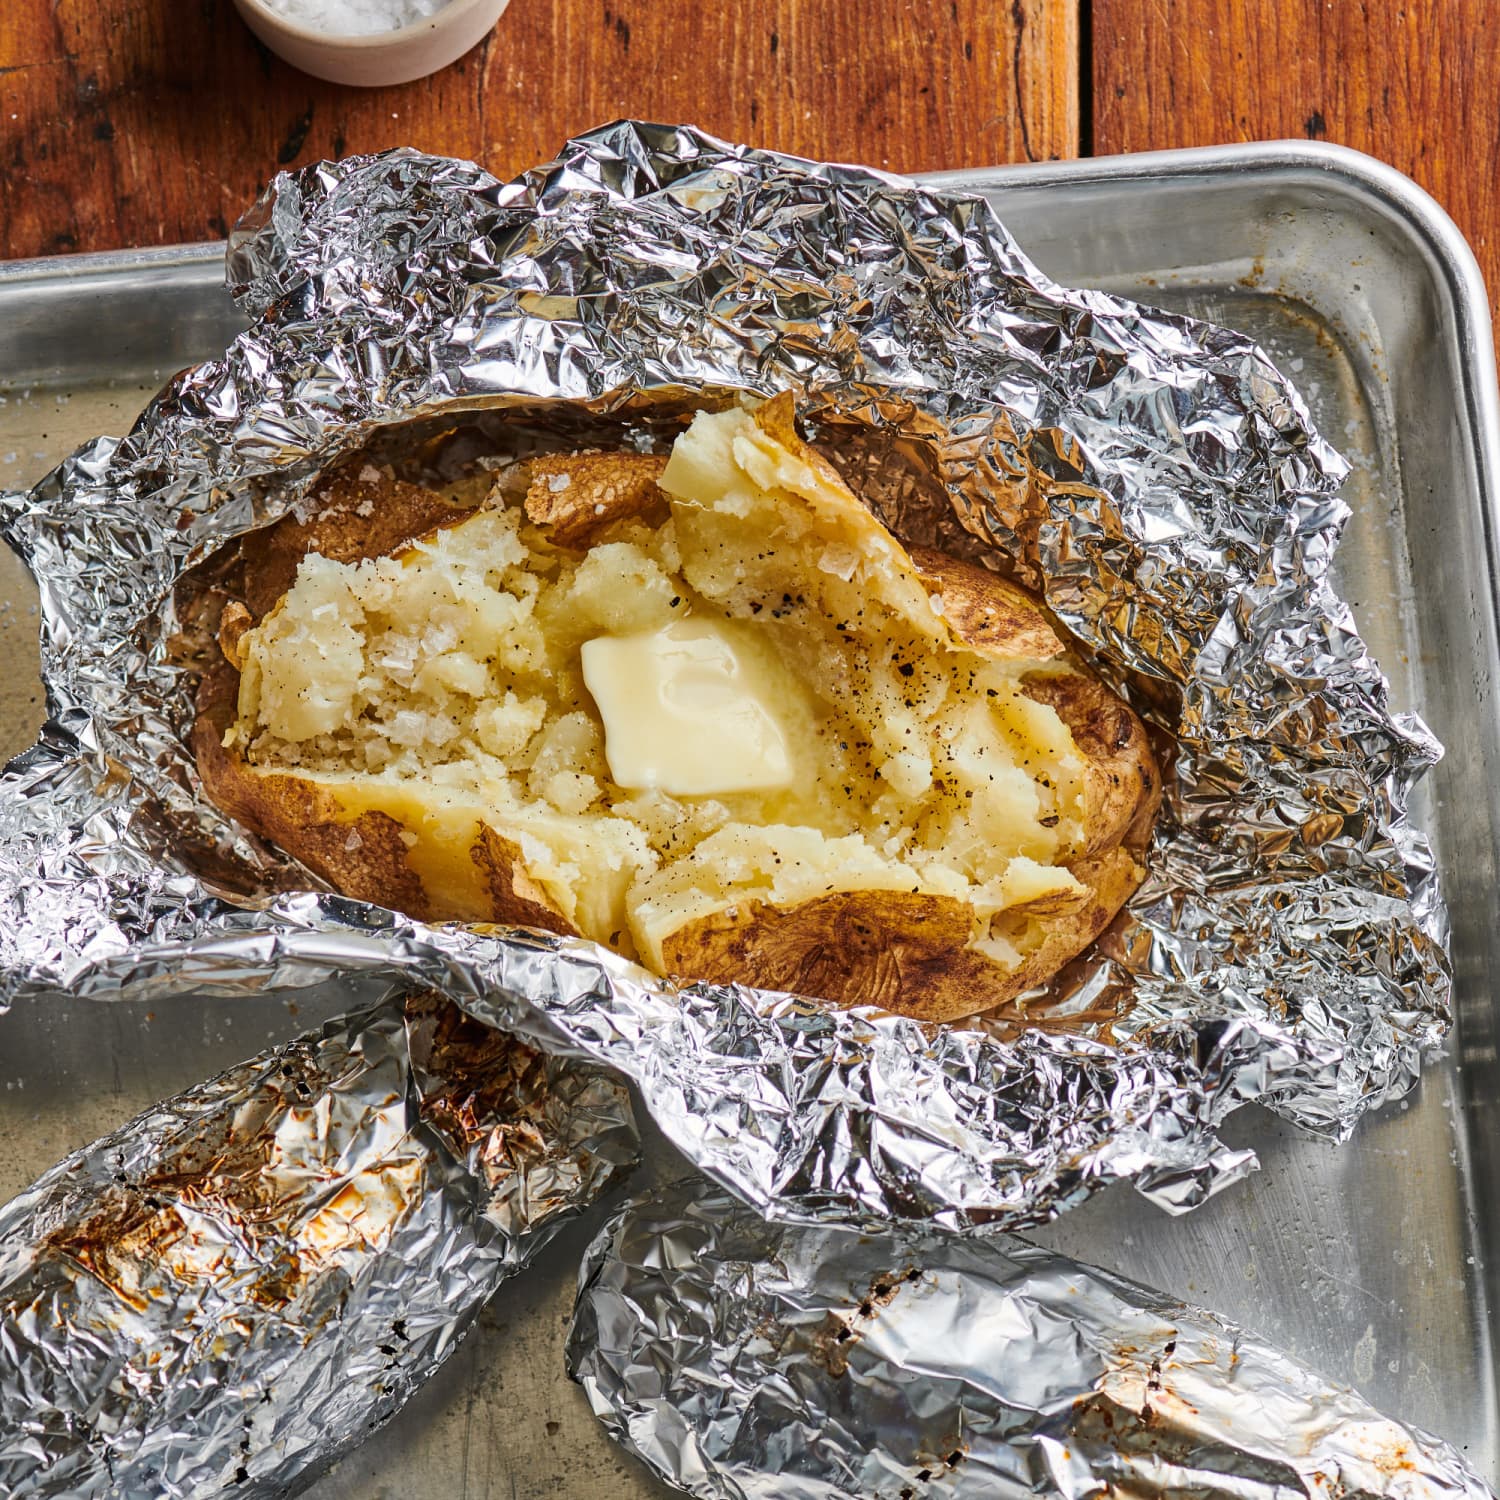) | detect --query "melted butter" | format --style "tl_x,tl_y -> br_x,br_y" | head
581,617 -> 793,796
